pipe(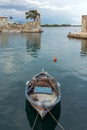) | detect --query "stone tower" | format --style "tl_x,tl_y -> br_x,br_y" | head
82,15 -> 87,32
